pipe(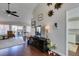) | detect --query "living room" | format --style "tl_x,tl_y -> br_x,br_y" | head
0,3 -> 79,56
